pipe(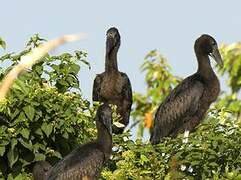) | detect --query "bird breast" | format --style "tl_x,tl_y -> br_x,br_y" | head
204,77 -> 220,103
100,72 -> 124,100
